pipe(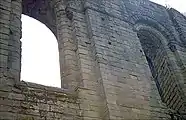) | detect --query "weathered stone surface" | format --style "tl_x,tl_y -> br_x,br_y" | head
0,0 -> 186,119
